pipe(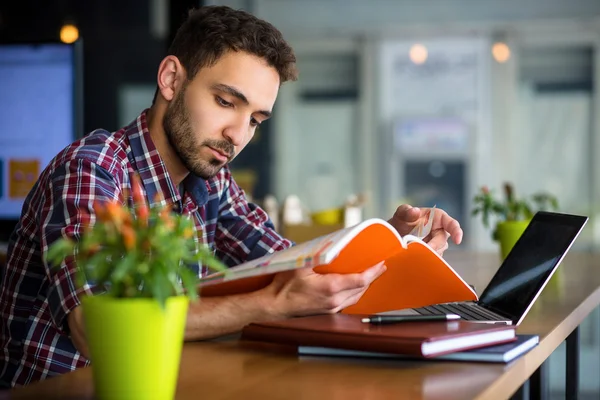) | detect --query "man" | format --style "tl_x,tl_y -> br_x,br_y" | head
0,5 -> 462,387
